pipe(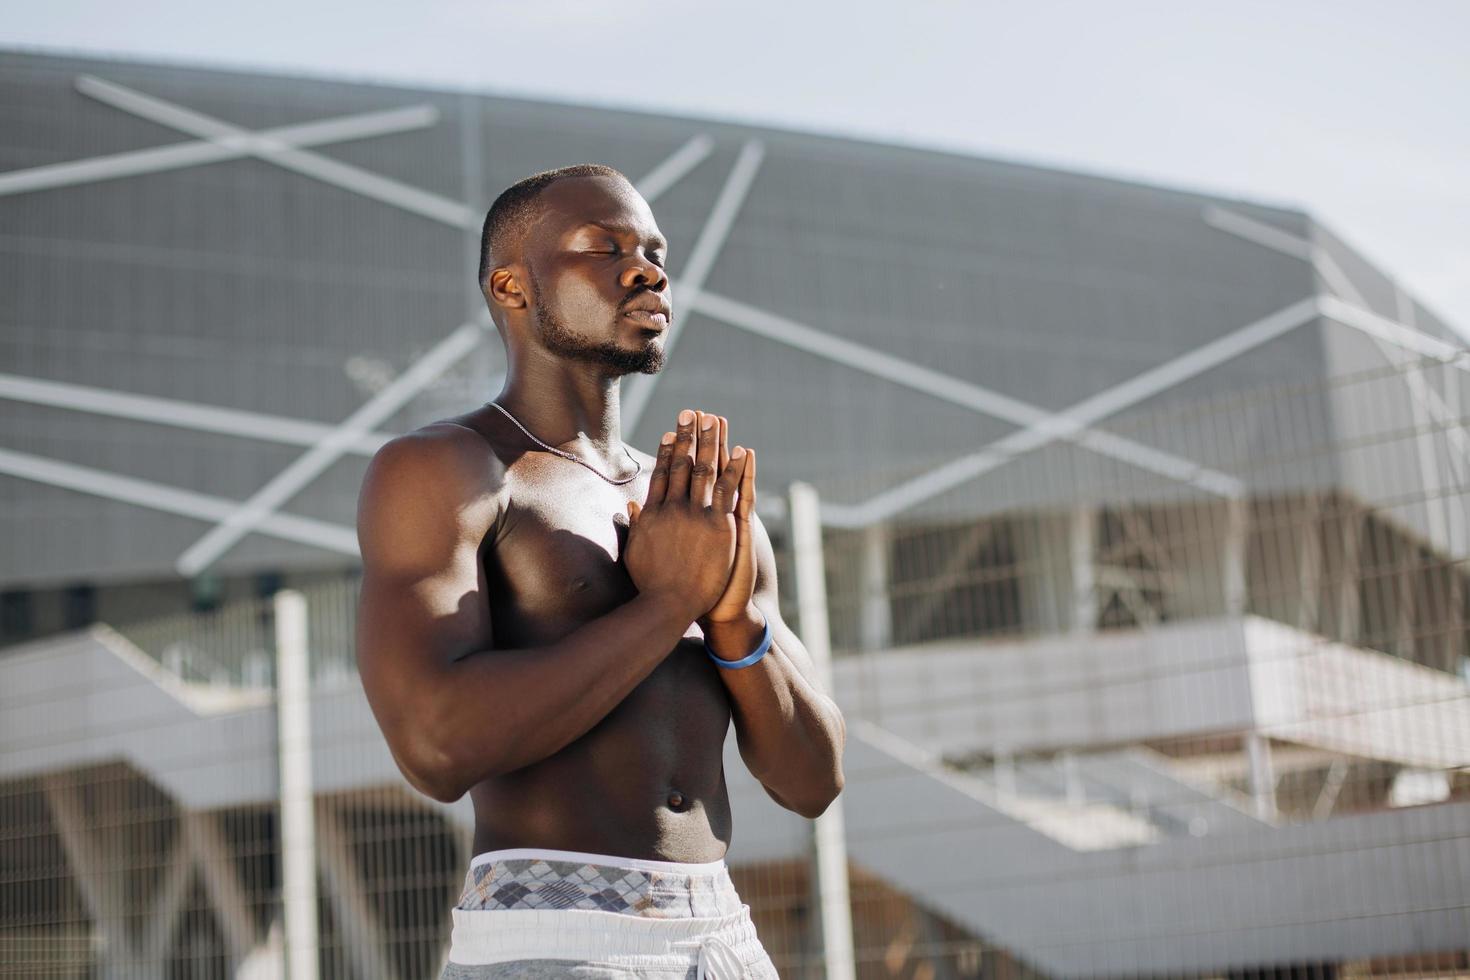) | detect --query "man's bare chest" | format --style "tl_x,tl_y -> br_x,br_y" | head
482,466 -> 685,646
